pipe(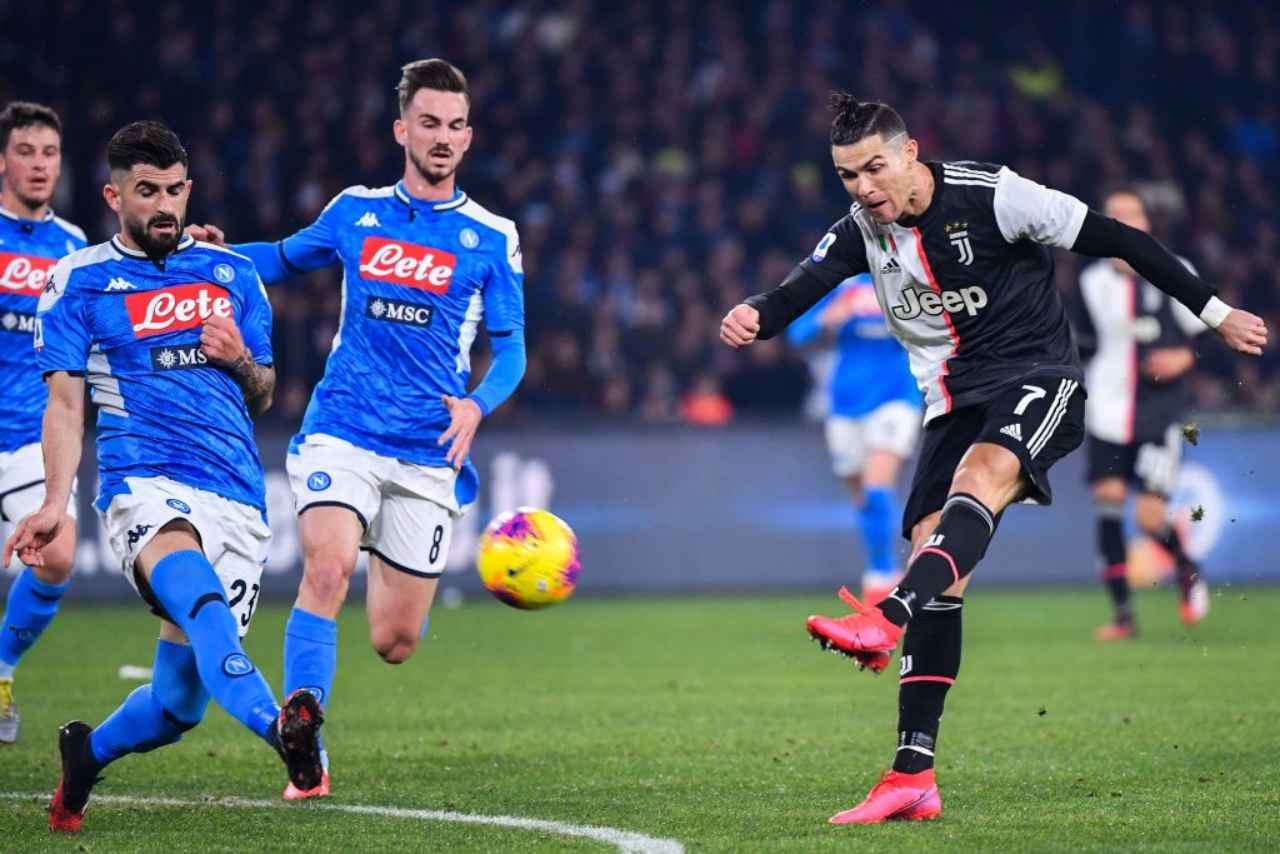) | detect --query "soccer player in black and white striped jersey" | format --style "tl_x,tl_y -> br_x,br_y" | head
720,94 -> 1268,825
